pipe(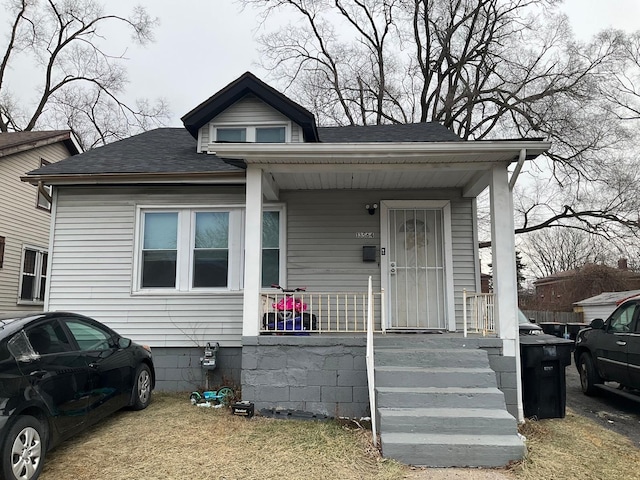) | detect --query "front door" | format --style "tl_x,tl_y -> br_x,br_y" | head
382,202 -> 453,330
